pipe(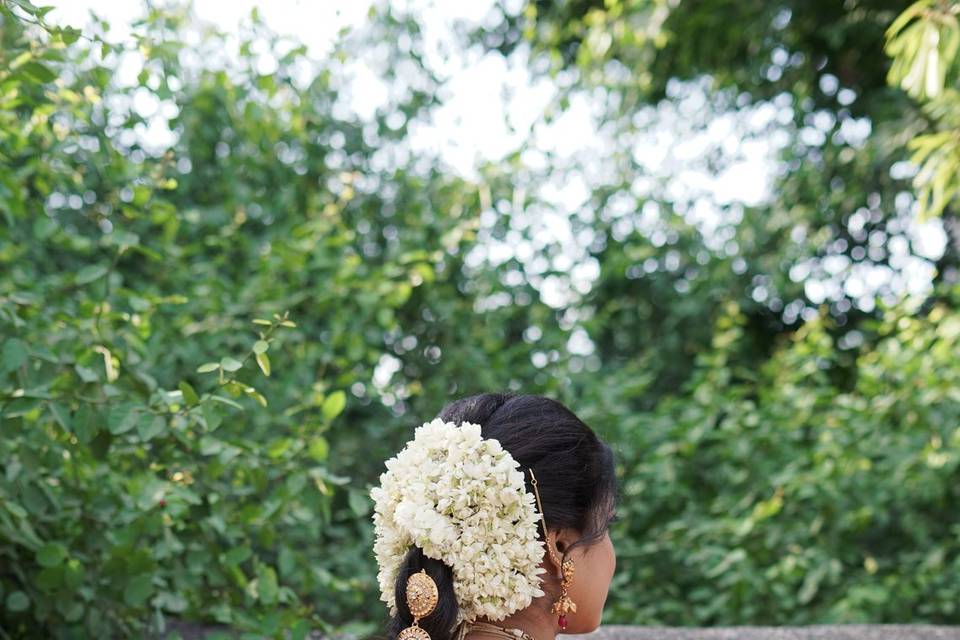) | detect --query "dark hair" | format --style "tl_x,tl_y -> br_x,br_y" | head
384,392 -> 619,640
